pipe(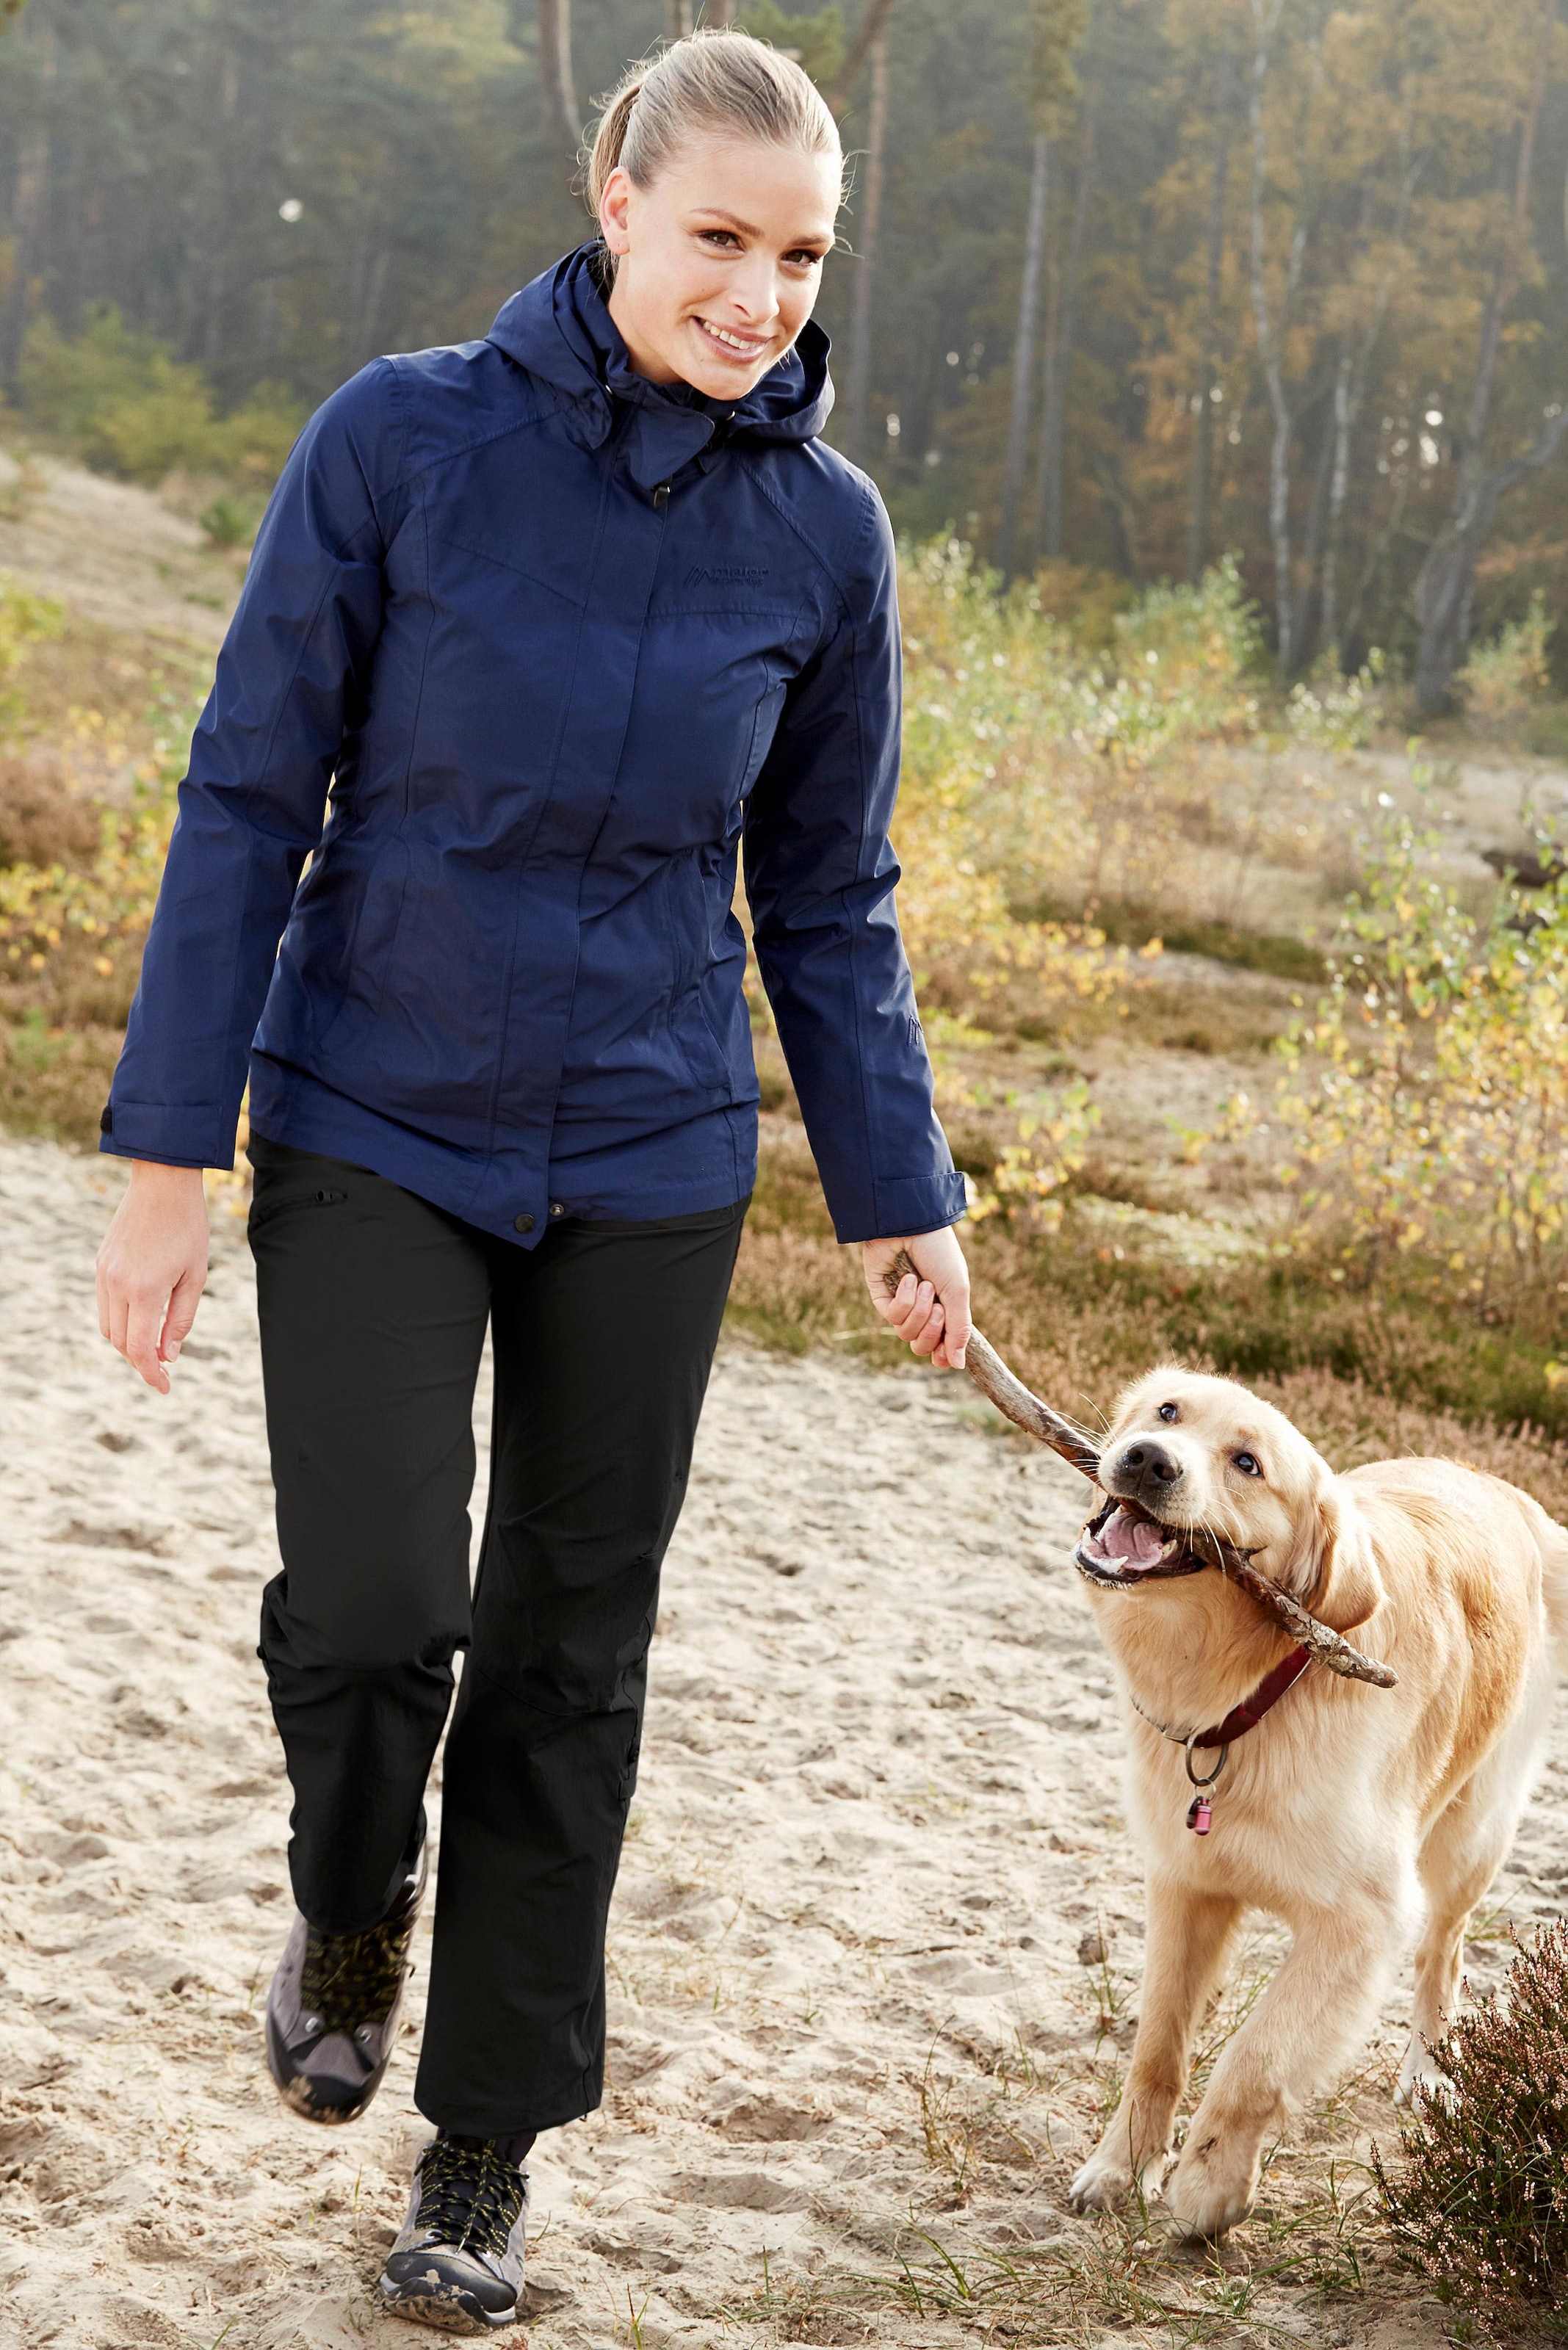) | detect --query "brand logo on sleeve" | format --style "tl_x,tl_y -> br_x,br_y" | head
684,563 -> 770,588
